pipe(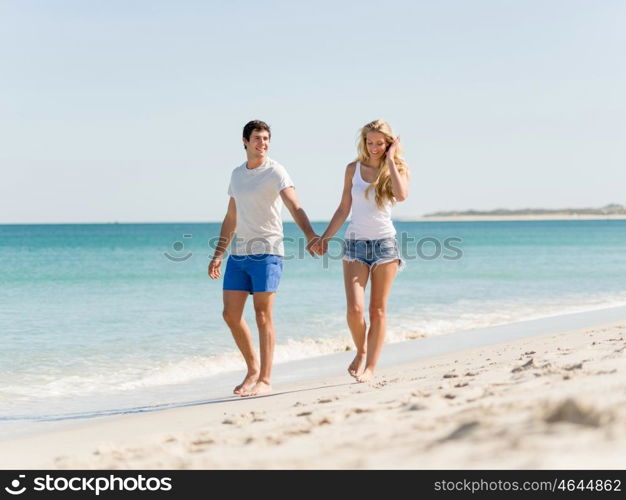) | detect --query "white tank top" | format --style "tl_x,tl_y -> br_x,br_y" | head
345,162 -> 396,240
